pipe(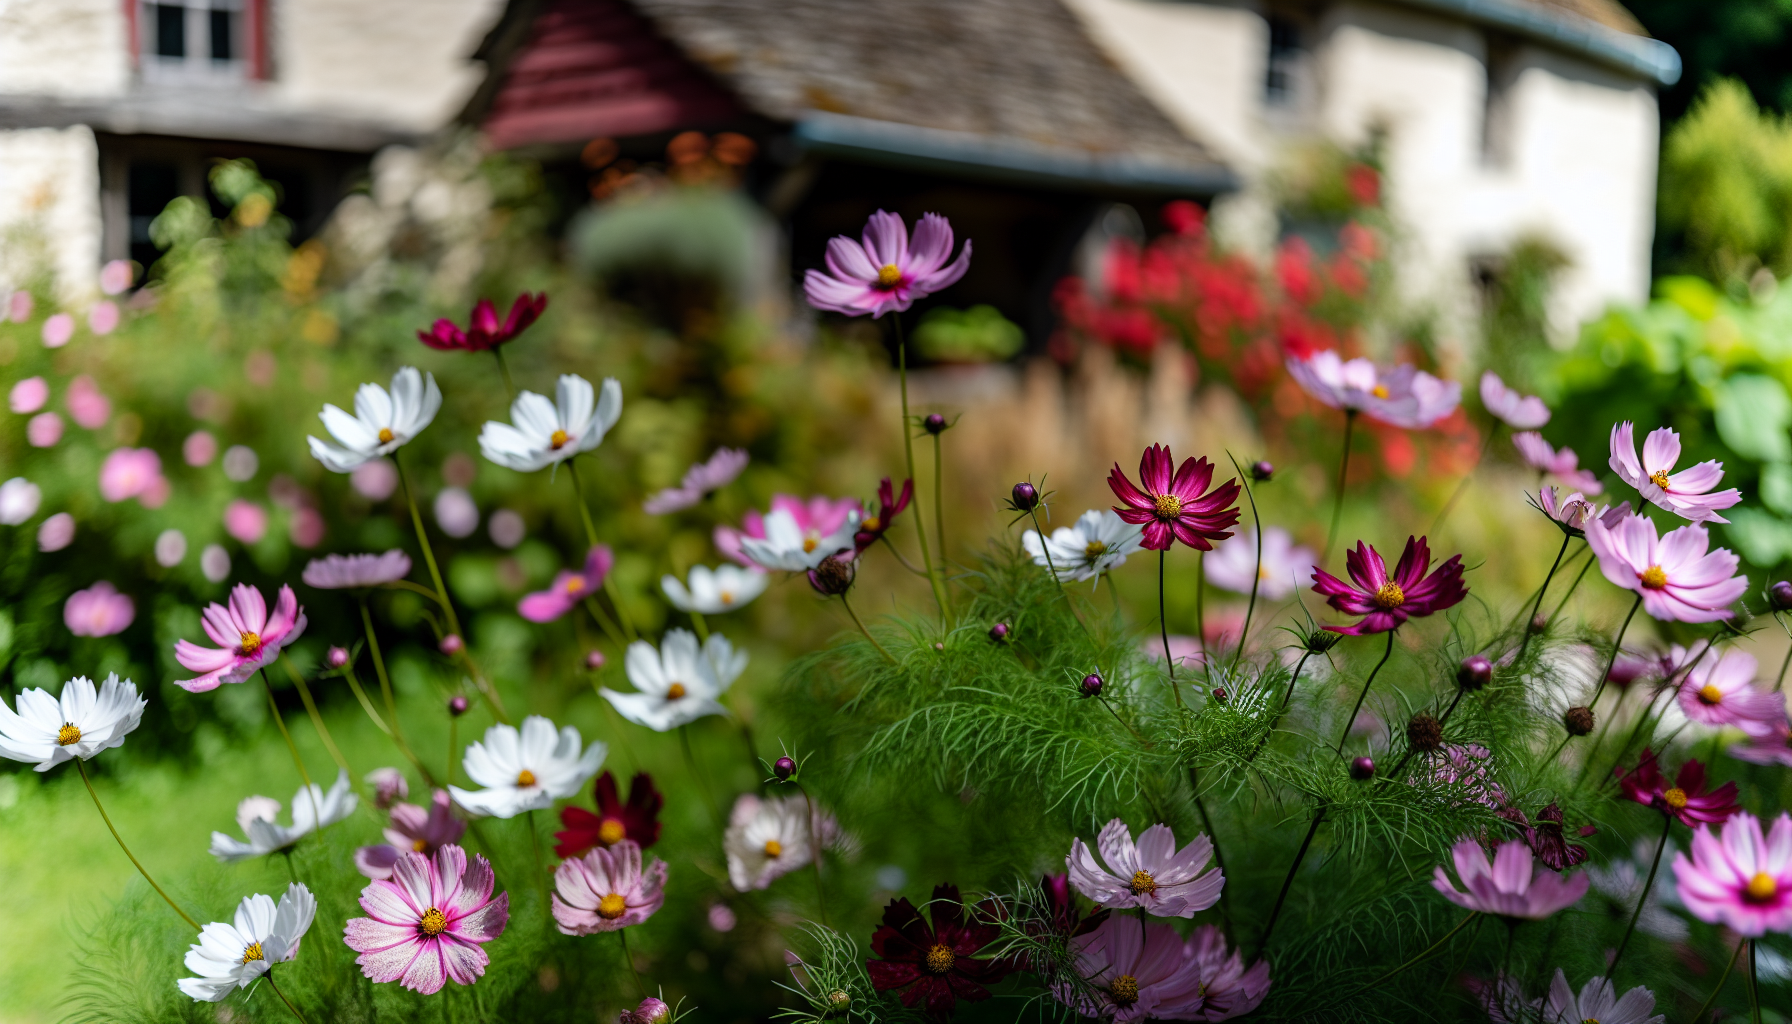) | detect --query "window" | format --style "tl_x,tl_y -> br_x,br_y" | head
210,8 -> 235,62
153,4 -> 184,58
1265,15 -> 1303,107
139,1 -> 250,81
